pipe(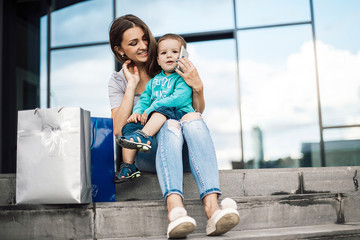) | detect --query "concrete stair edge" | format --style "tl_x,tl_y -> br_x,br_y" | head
1,166 -> 359,205
98,222 -> 360,240
1,193 -> 360,239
